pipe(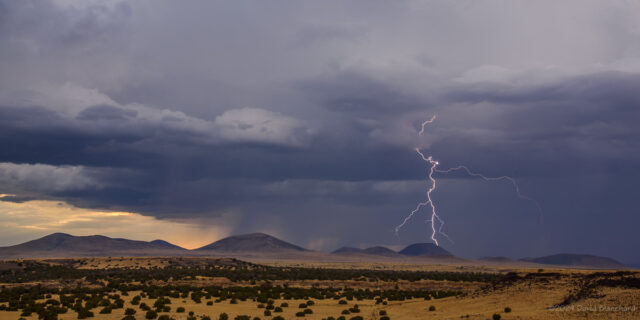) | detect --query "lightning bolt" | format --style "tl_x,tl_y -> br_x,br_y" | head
434,165 -> 543,216
396,115 -> 542,246
395,148 -> 451,246
418,115 -> 437,136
